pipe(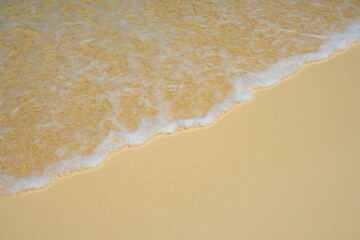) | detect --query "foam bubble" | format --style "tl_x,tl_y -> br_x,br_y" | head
1,0 -> 360,195
1,18 -> 359,196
